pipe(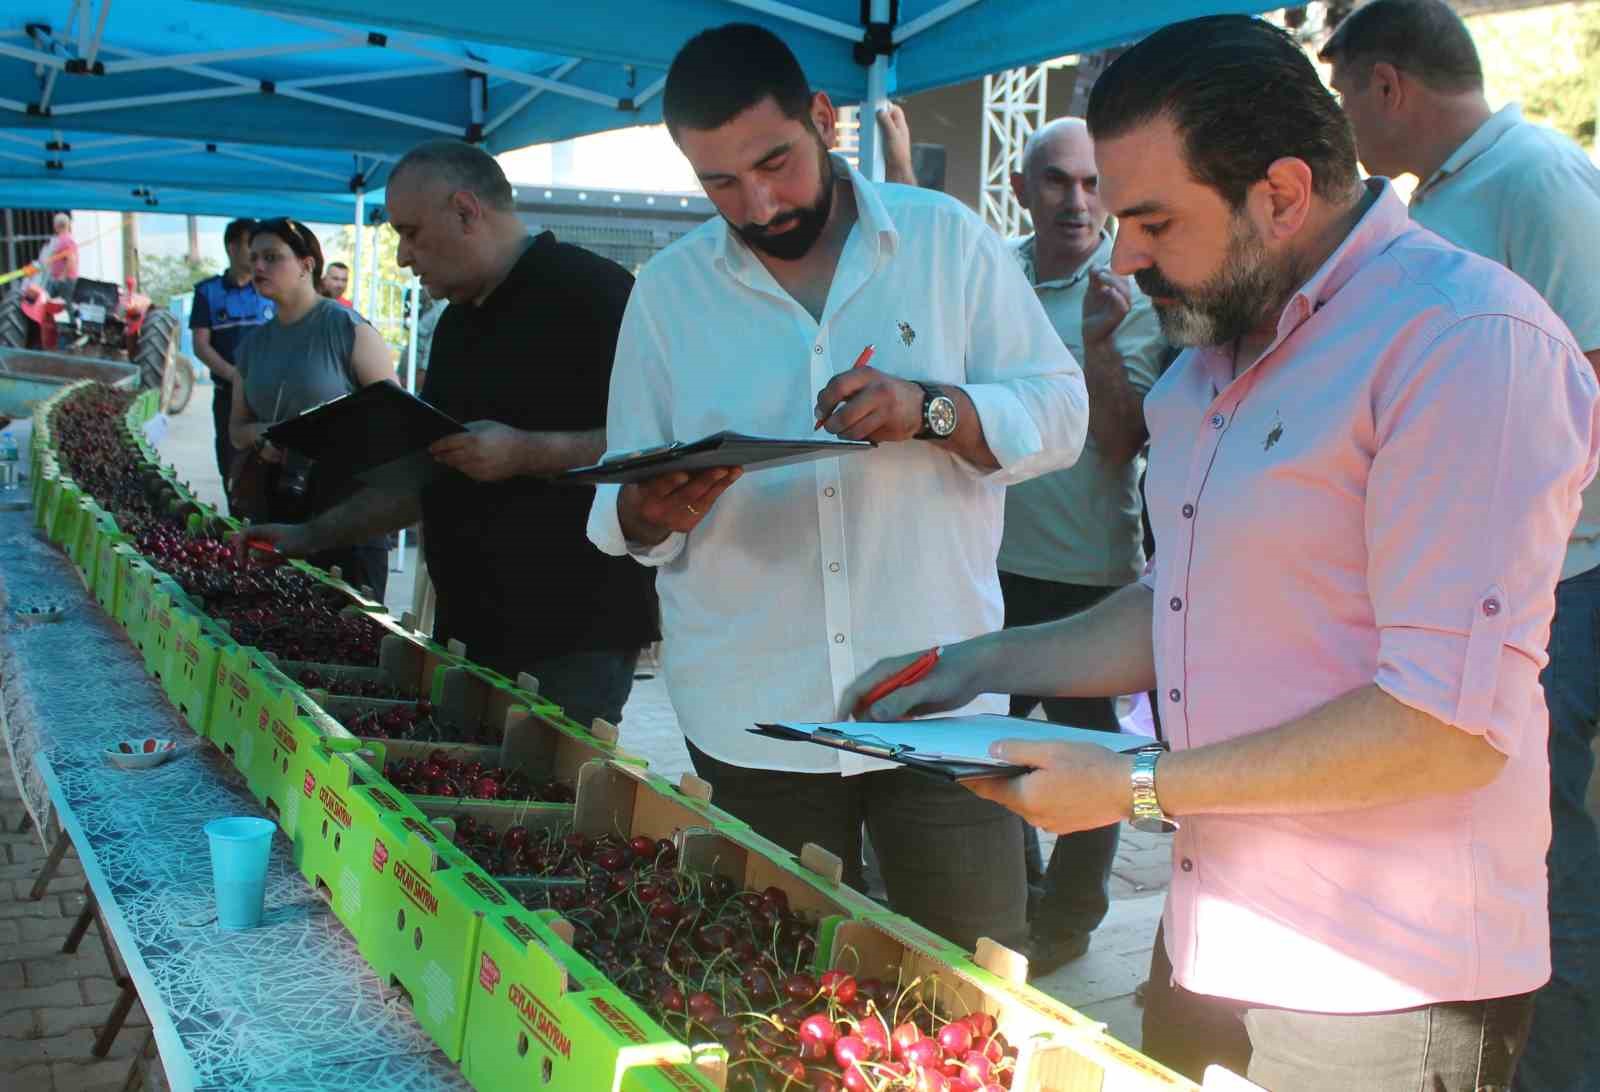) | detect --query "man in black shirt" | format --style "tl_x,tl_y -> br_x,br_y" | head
249,141 -> 657,726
